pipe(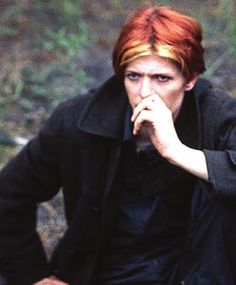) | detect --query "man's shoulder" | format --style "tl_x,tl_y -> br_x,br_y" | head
47,75 -> 124,132
54,75 -> 122,116
55,89 -> 95,115
194,78 -> 236,131
195,78 -> 235,110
